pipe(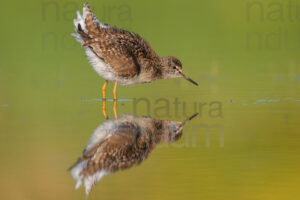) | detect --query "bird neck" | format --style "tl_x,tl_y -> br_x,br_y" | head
158,57 -> 175,80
